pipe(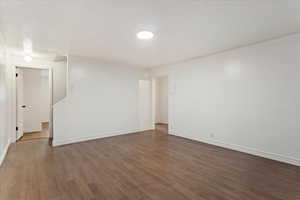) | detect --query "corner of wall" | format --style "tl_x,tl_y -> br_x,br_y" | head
0,31 -> 13,167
